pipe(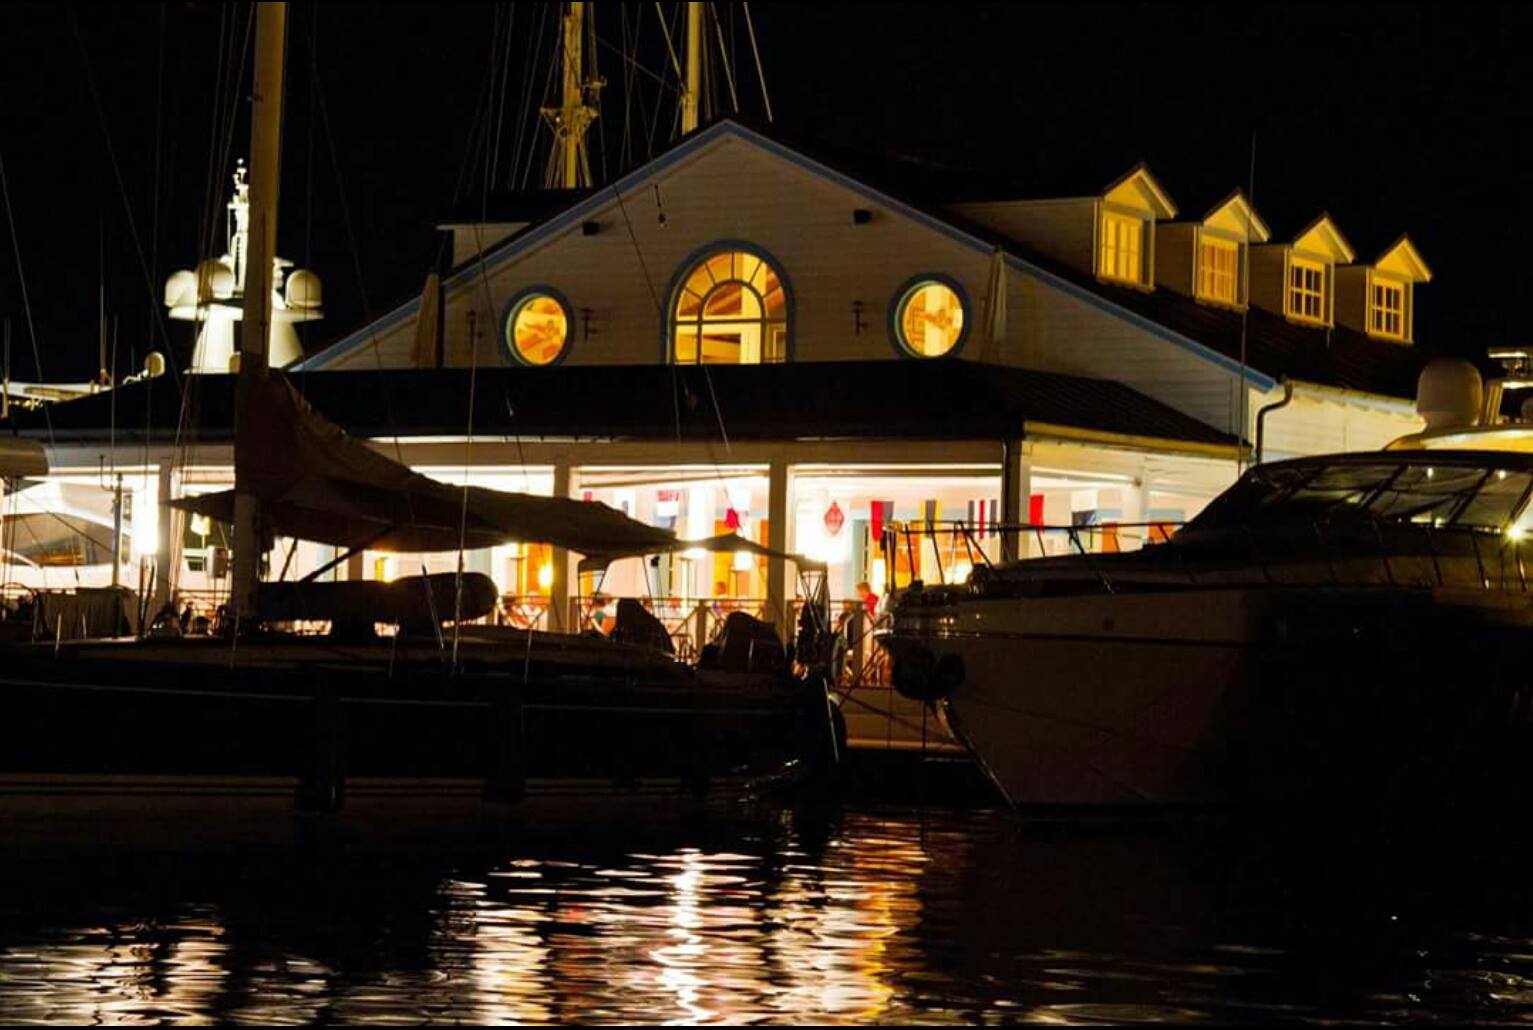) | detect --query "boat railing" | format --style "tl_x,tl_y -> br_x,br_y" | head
886,517 -> 1533,596
881,519 -> 1183,591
